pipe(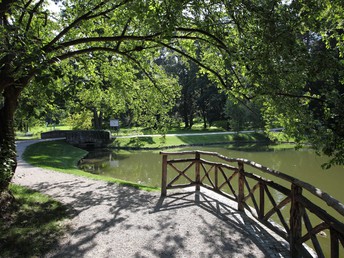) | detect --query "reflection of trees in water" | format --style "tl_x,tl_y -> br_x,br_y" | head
79,149 -> 119,174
